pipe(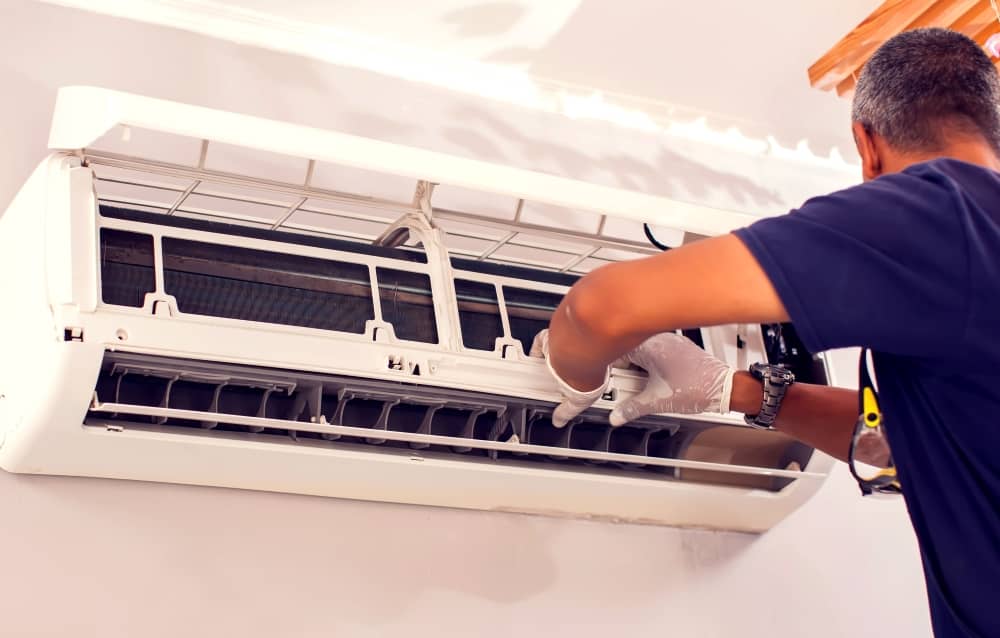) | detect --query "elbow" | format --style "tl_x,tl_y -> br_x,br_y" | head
563,270 -> 631,344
